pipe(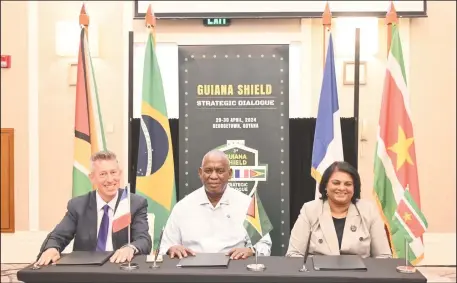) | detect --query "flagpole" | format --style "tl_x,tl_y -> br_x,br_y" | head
127,184 -> 132,266
120,183 -> 139,271
127,30 -> 135,189
247,244 -> 265,271
405,239 -> 408,267
353,28 -> 360,169
249,188 -> 259,265
396,237 -> 416,273
127,183 -> 131,247
247,190 -> 265,272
